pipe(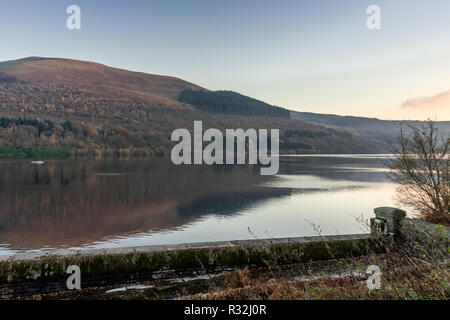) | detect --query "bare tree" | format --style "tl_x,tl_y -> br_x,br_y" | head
388,120 -> 449,225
